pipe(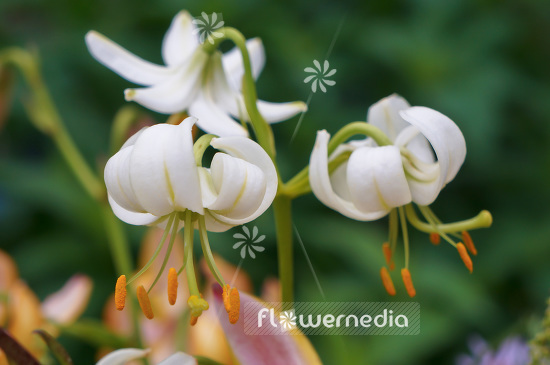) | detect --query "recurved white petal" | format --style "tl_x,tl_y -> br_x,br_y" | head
161,11 -> 199,67
108,195 -> 160,226
366,94 -> 411,142
96,348 -> 150,365
158,352 -> 197,365
346,146 -> 412,213
257,100 -> 307,124
85,31 -> 174,86
125,50 -> 208,114
309,130 -> 389,221
400,106 -> 466,205
129,118 -> 204,216
209,137 -> 277,225
222,38 -> 265,91
104,146 -> 143,213
208,153 -> 267,220
189,93 -> 249,137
